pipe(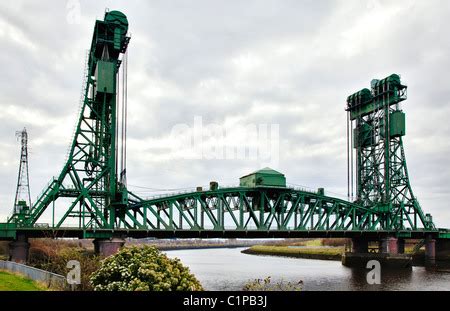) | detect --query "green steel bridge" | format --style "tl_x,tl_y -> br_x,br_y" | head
1,185 -> 448,240
1,10 -> 449,252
